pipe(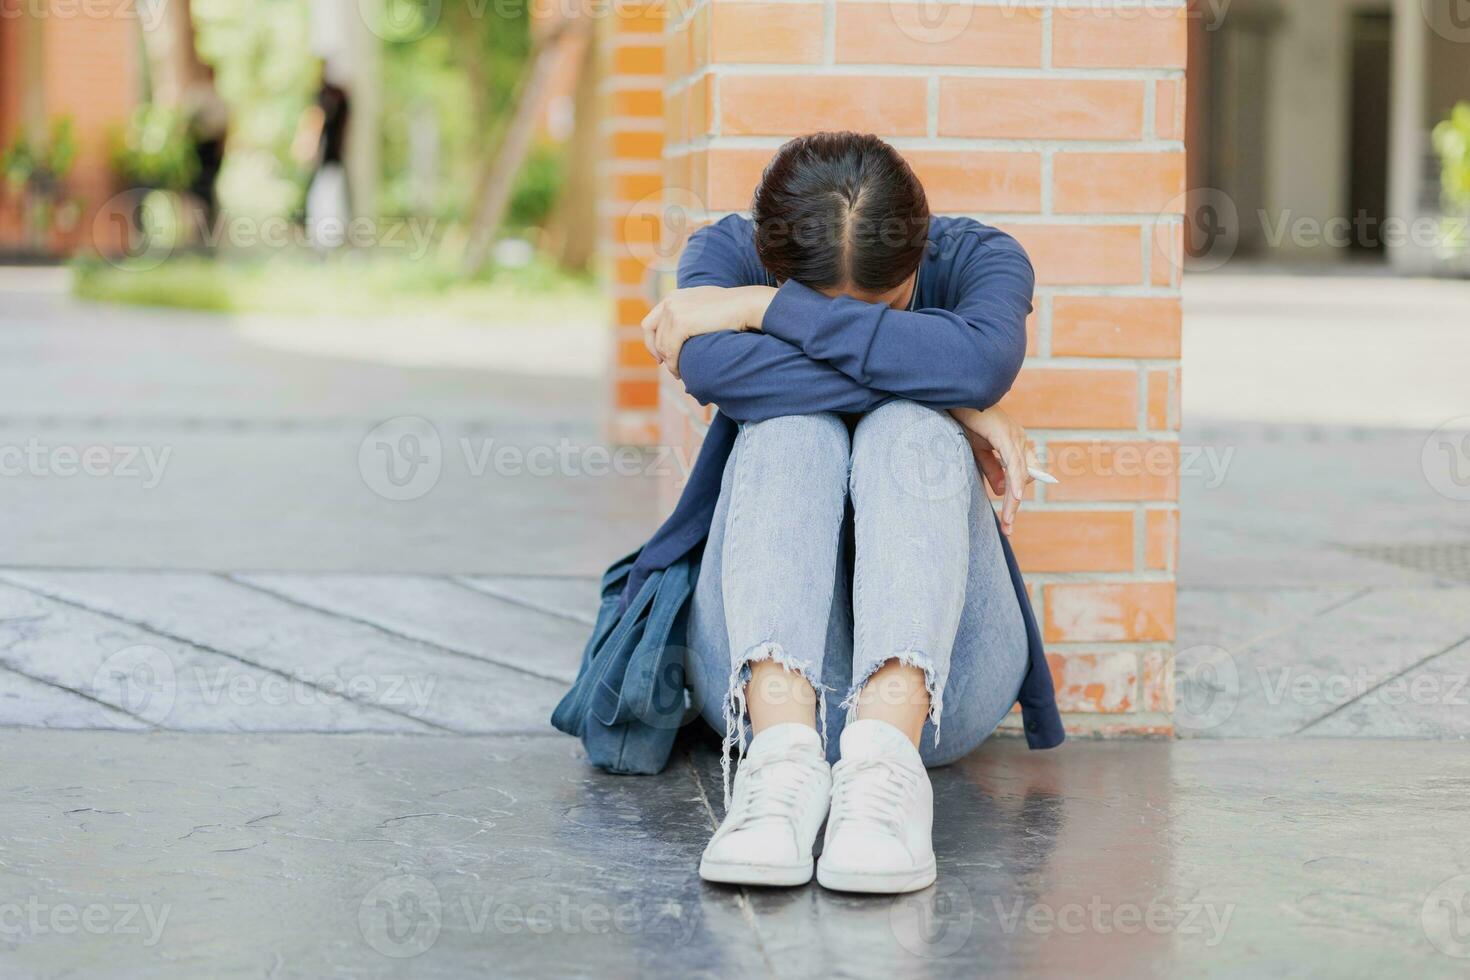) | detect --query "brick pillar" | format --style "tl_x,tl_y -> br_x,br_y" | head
0,3 -> 140,253
601,1 -> 666,446
656,1 -> 1185,735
